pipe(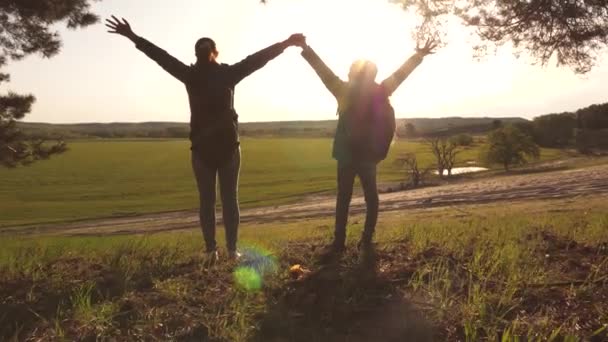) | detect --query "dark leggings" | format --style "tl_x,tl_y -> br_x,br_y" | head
191,148 -> 241,252
334,161 -> 379,245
